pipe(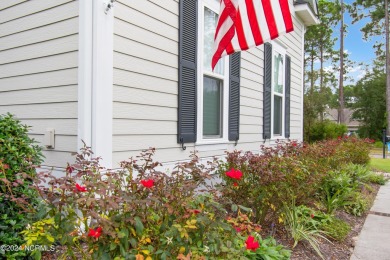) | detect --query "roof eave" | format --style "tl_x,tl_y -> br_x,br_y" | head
294,3 -> 320,26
